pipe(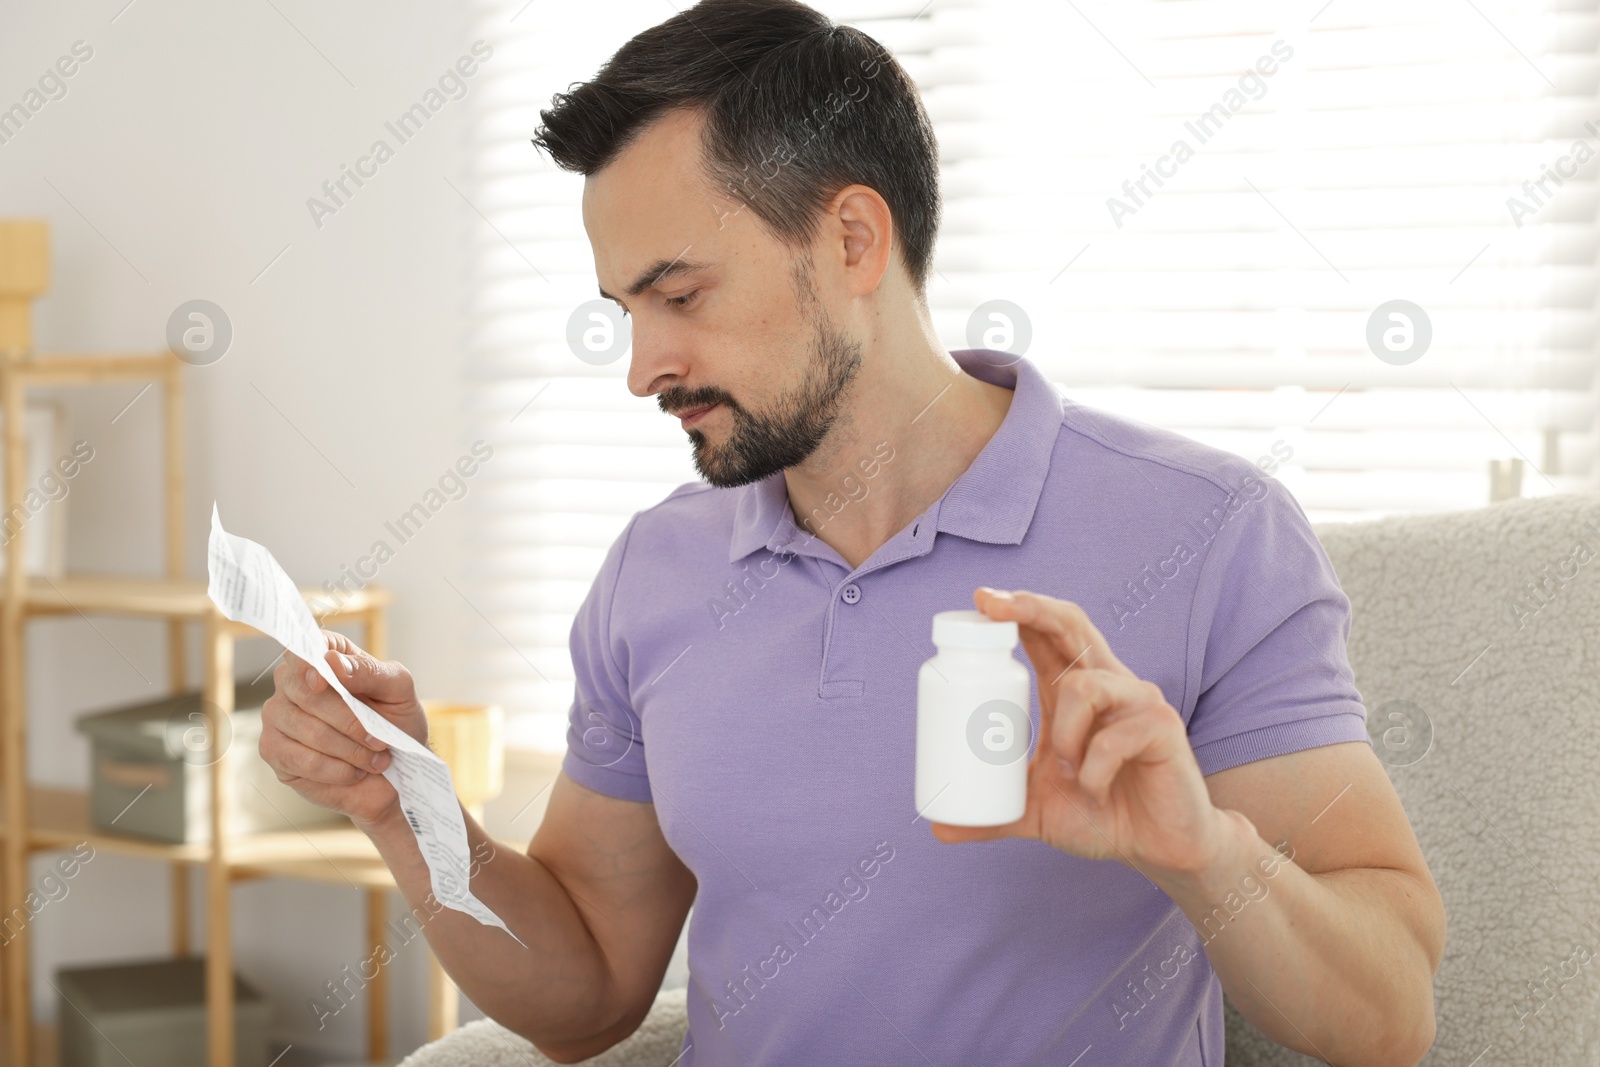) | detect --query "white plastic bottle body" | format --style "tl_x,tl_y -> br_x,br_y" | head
915,646 -> 1032,826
